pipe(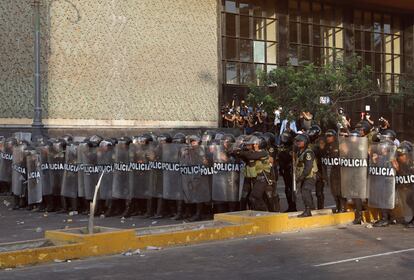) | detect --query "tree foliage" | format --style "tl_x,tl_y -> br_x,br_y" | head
247,55 -> 379,126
